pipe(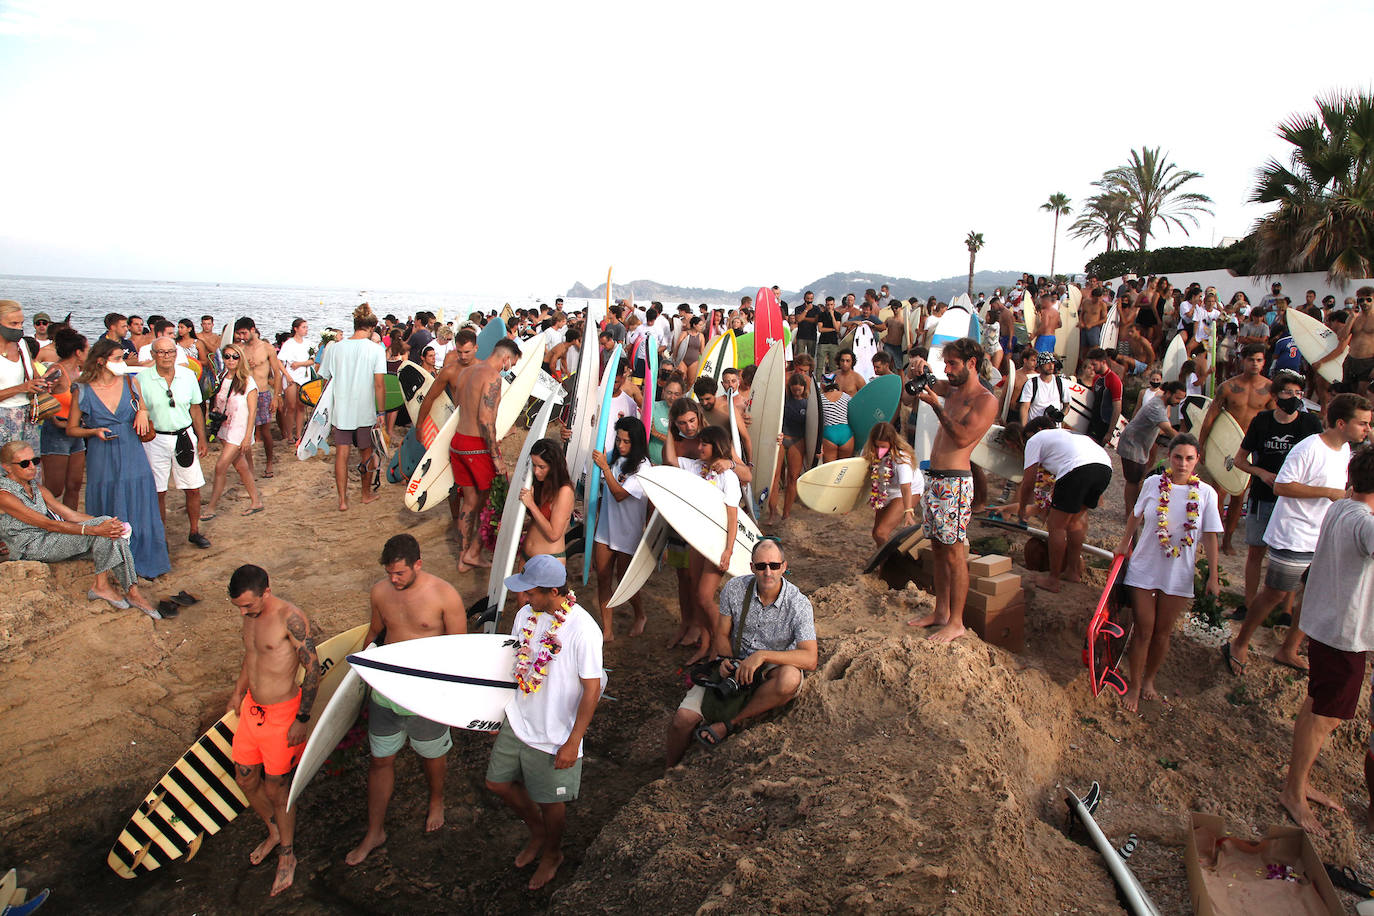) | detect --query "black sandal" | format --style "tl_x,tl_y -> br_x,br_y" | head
1324,863 -> 1374,897
694,721 -> 738,749
171,590 -> 201,606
